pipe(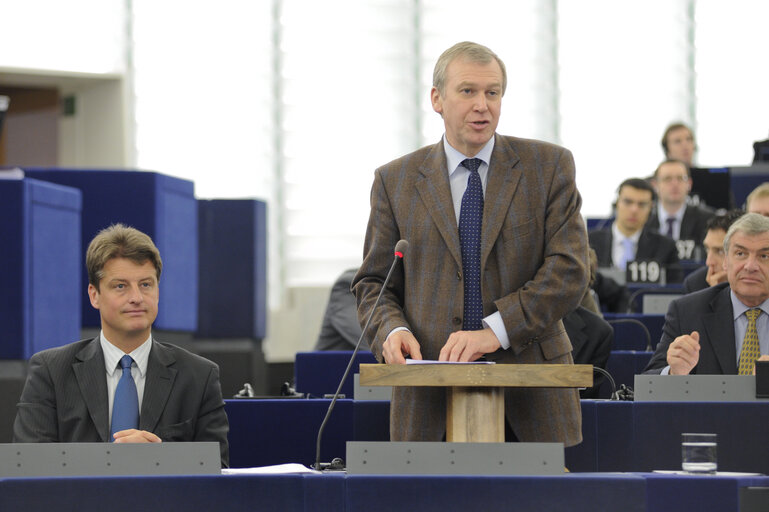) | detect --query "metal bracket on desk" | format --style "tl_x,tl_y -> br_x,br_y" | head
0,442 -> 221,477
353,374 -> 391,401
346,441 -> 564,475
635,375 -> 768,402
